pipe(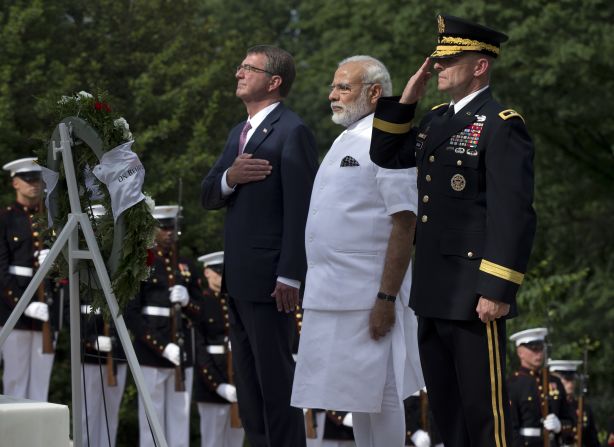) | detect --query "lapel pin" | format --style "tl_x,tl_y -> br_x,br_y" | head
466,111 -> 472,115
263,128 -> 268,133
